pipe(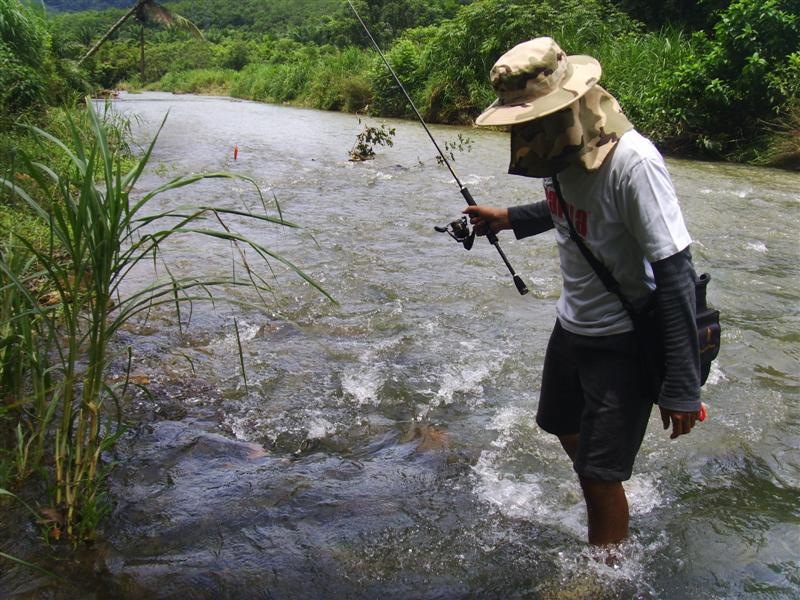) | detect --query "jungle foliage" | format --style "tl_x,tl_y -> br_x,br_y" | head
607,0 -> 731,29
41,0 -> 131,9
42,0 -> 799,165
1,0 -> 57,122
